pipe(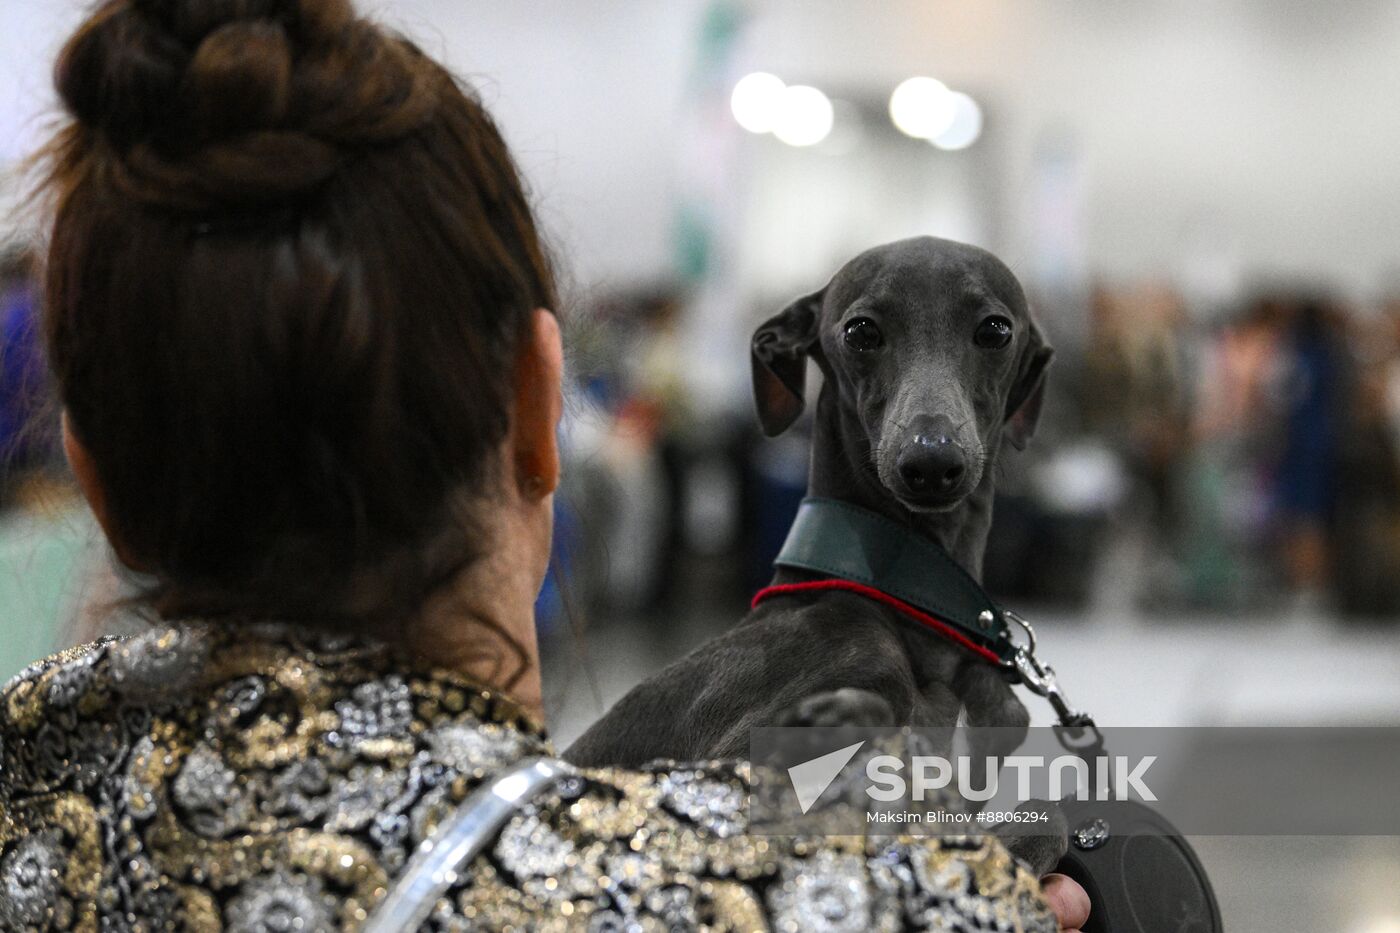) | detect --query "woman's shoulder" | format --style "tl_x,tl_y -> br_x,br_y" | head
0,630 -> 1053,930
0,622 -> 552,929
0,622 -> 545,784
449,756 -> 1056,931
0,635 -> 129,799
0,635 -> 118,719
